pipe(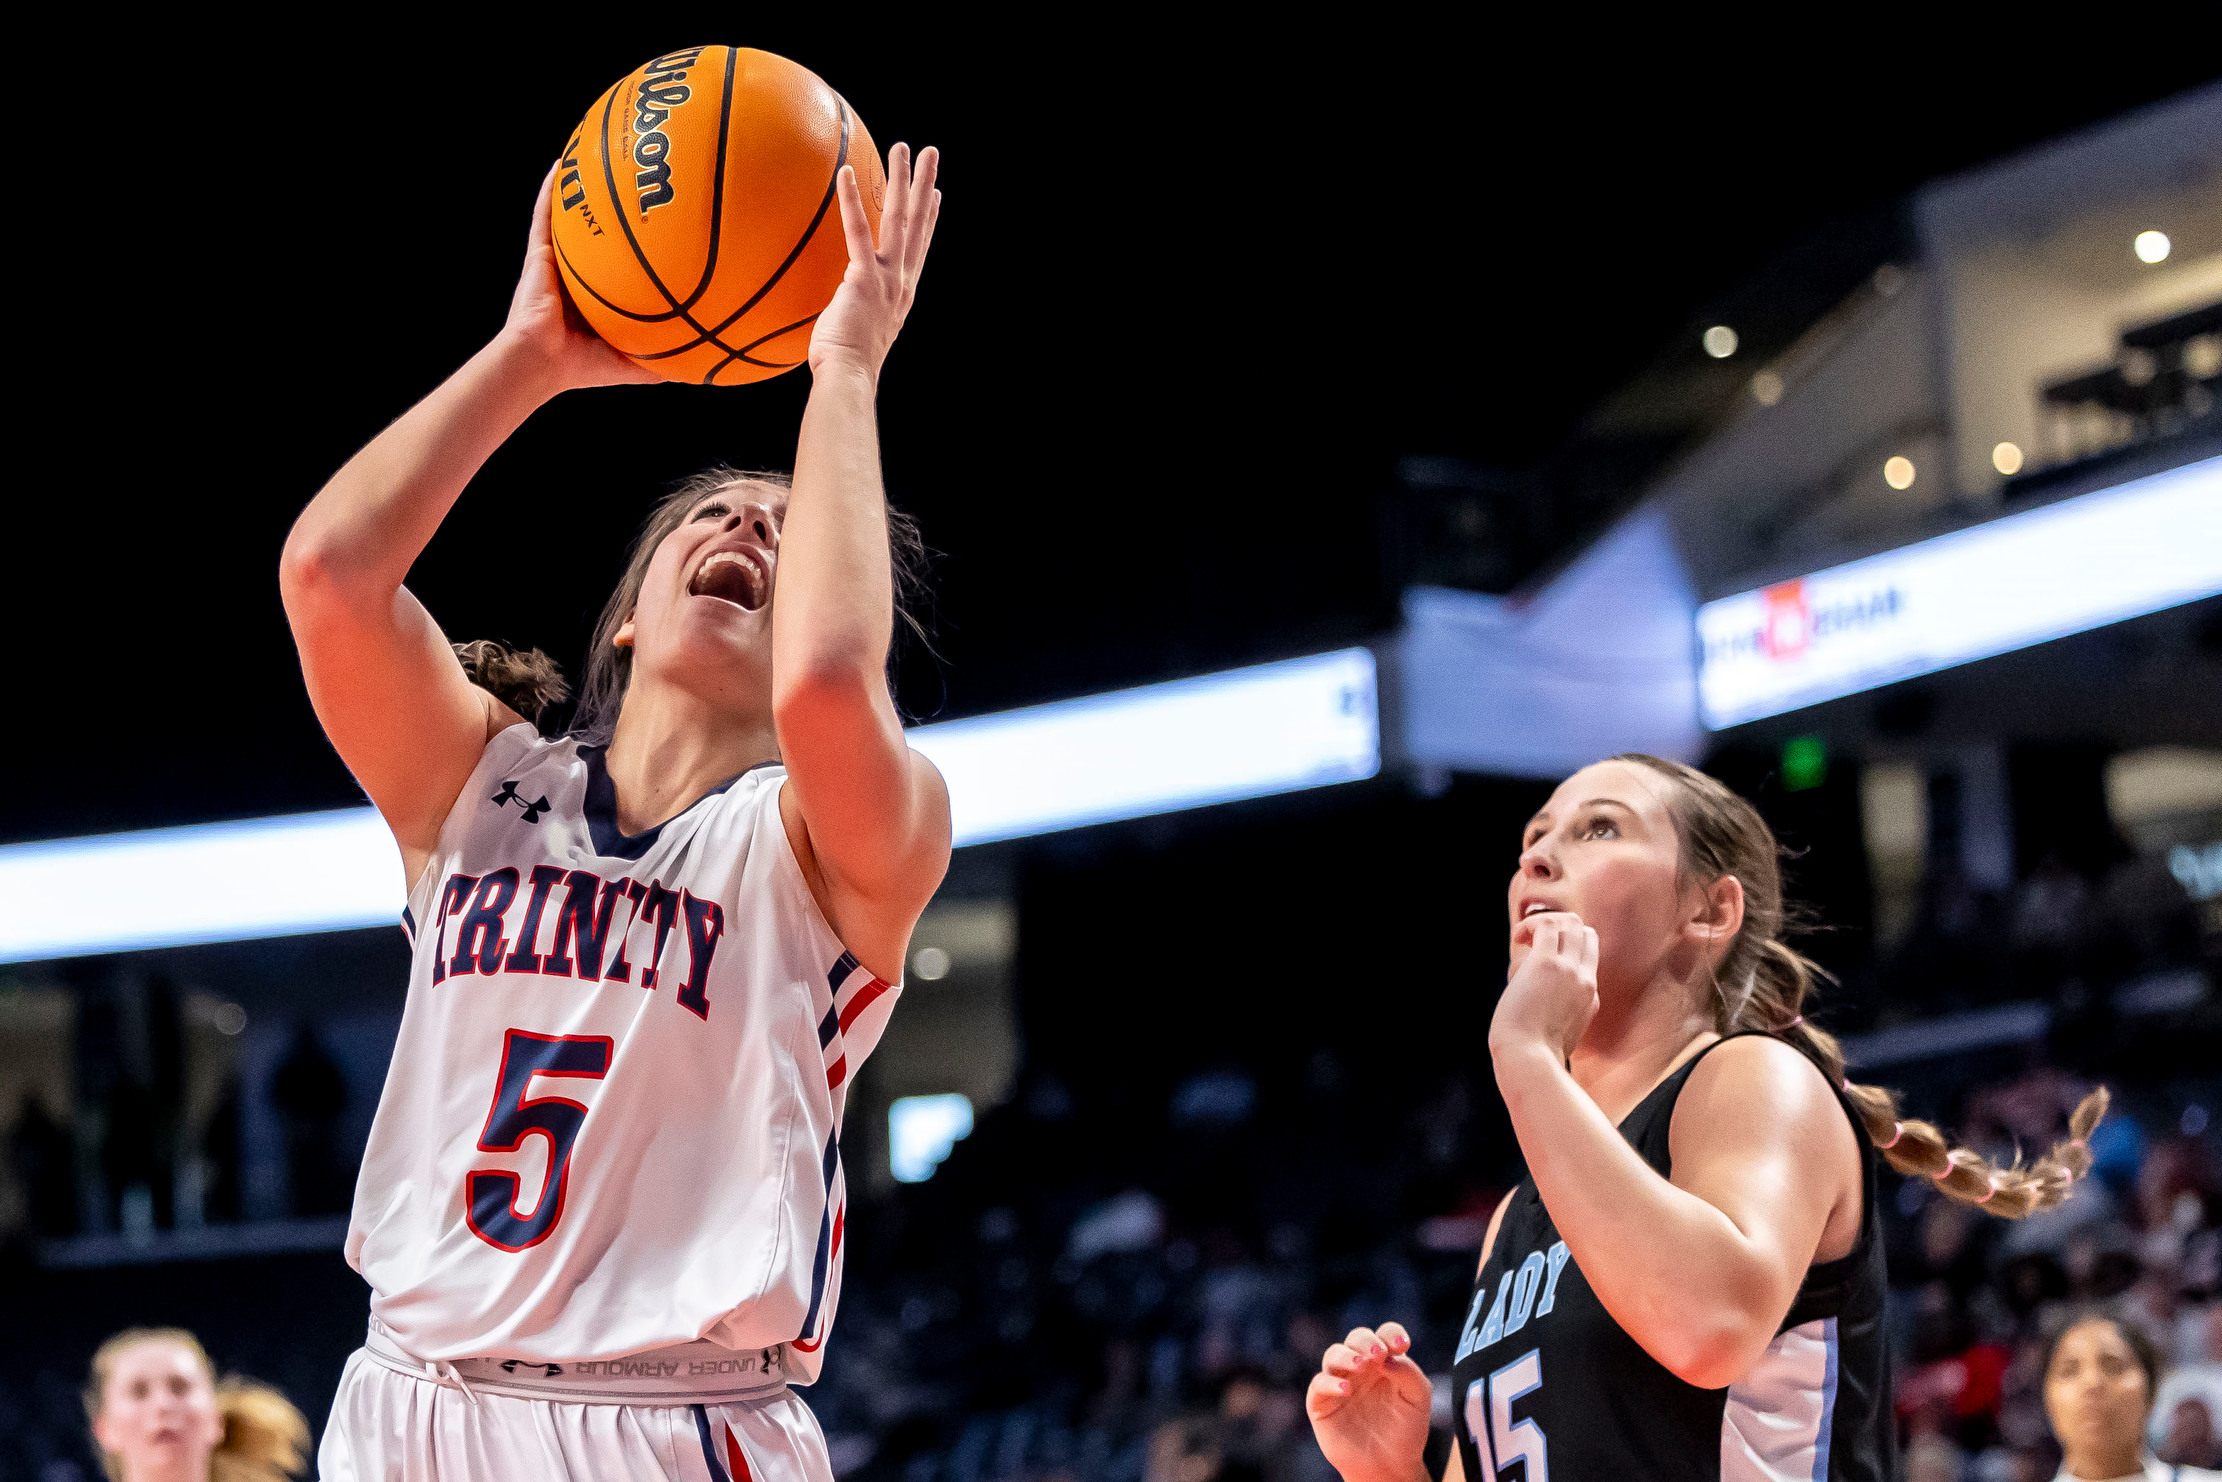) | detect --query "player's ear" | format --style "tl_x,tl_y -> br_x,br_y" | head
1688,873 -> 1745,948
613,611 -> 637,649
